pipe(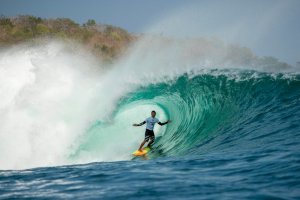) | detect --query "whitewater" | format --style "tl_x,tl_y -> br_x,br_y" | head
0,37 -> 299,199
